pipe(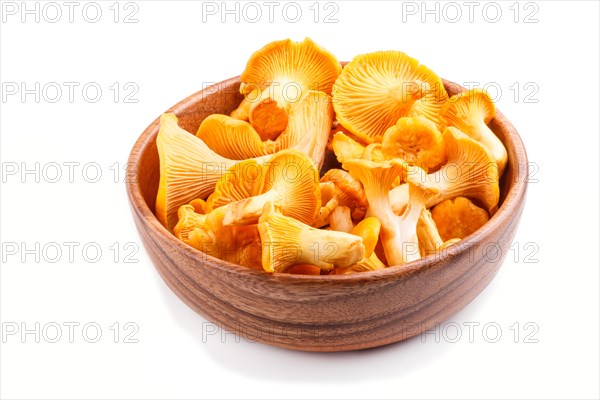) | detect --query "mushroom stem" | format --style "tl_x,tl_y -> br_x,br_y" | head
471,121 -> 507,175
329,206 -> 355,233
378,186 -> 423,265
258,203 -> 364,272
222,189 -> 281,226
332,216 -> 386,274
417,209 -> 444,256
344,159 -> 425,266
315,197 -> 339,228
390,183 -> 409,215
